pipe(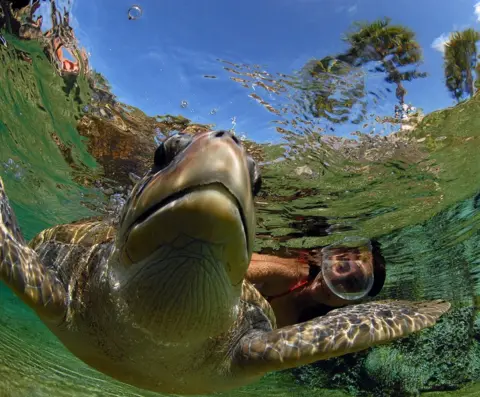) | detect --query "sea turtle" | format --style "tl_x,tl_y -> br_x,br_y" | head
0,129 -> 450,395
